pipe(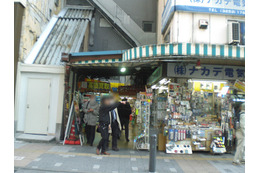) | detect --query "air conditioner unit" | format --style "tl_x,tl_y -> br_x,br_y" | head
228,22 -> 240,45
